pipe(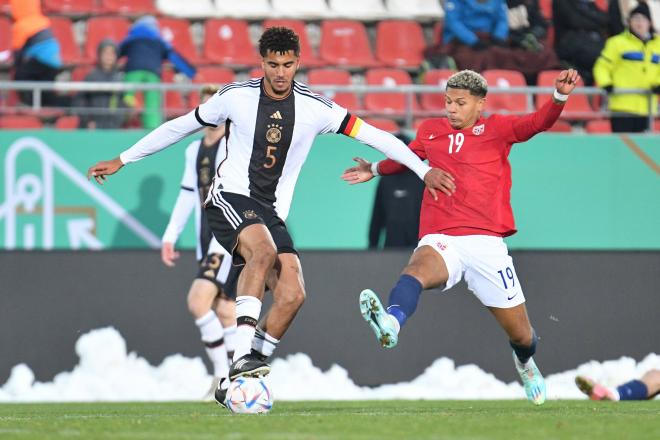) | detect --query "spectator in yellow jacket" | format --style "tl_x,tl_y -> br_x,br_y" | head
594,3 -> 660,132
